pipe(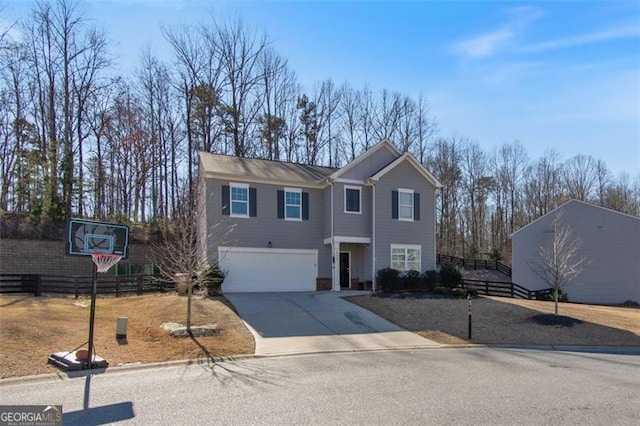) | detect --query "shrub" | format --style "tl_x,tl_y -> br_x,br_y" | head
547,288 -> 568,302
402,269 -> 421,290
439,262 -> 463,289
451,288 -> 466,298
199,263 -> 225,296
433,286 -> 449,294
377,268 -> 400,293
488,248 -> 503,262
424,270 -> 439,291
466,288 -> 479,297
